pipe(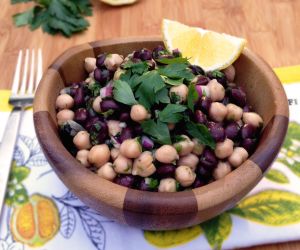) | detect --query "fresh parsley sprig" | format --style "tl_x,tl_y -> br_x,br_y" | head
186,122 -> 216,149
158,104 -> 187,123
112,54 -> 215,148
11,0 -> 92,37
113,80 -> 137,106
141,120 -> 171,145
